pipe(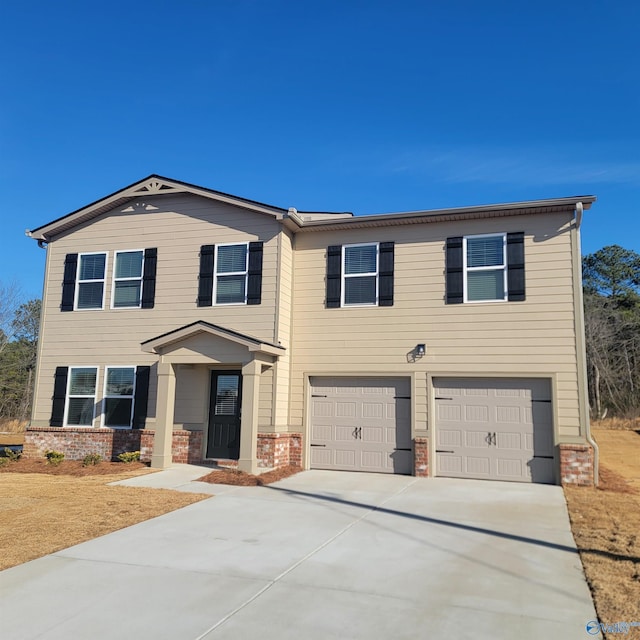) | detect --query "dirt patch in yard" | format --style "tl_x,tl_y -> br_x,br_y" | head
0,463 -> 206,571
564,425 -> 640,637
198,465 -> 301,486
